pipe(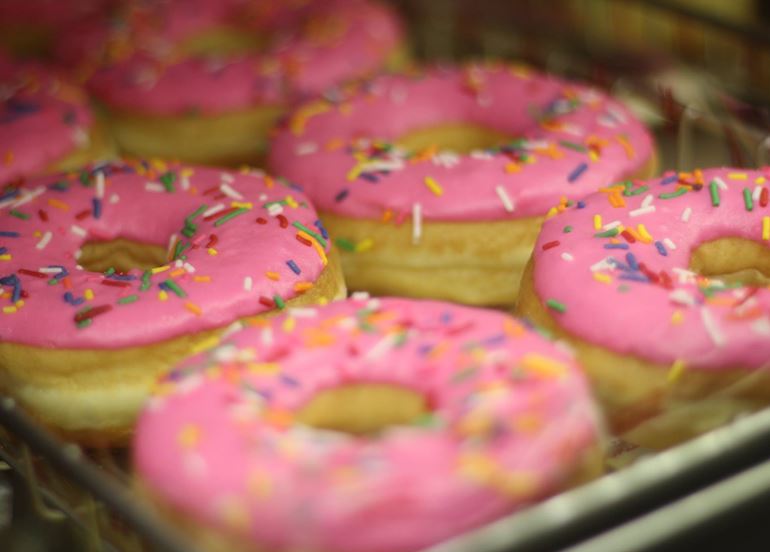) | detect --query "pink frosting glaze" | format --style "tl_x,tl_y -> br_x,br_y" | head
134,297 -> 602,552
0,0 -> 111,29
0,161 -> 332,349
82,0 -> 403,115
0,61 -> 96,184
531,167 -> 770,370
268,63 -> 655,221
